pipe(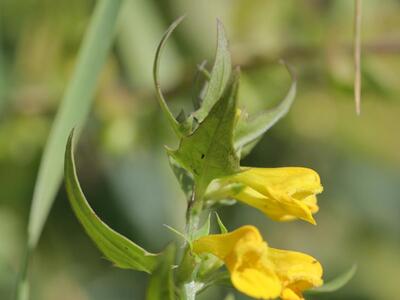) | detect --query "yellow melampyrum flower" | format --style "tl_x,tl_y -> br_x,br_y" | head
215,167 -> 323,225
193,225 -> 323,300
